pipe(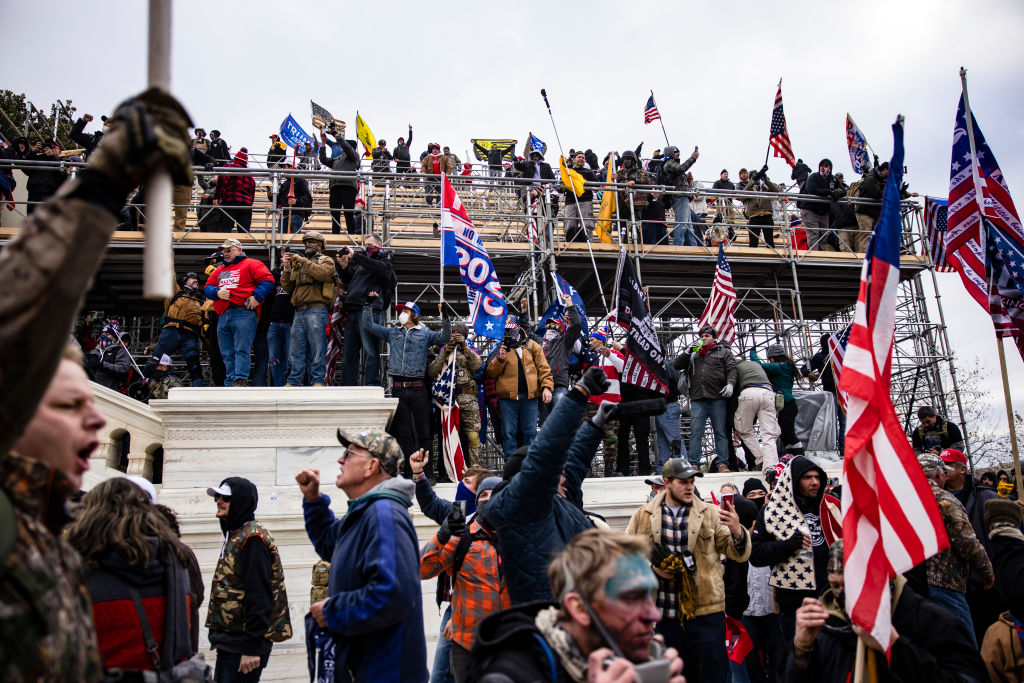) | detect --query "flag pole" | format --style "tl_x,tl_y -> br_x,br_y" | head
651,90 -> 670,147
960,66 -> 1022,497
440,174 -> 446,308
143,0 -> 174,301
763,78 -> 781,169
